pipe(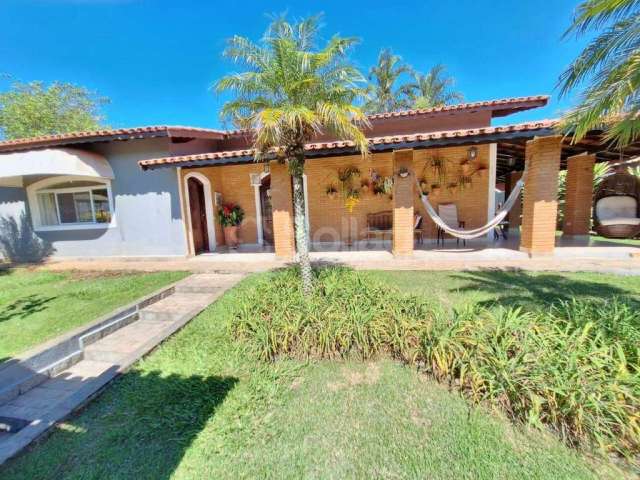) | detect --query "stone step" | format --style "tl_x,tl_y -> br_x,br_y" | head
83,321 -> 171,363
138,292 -> 219,322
